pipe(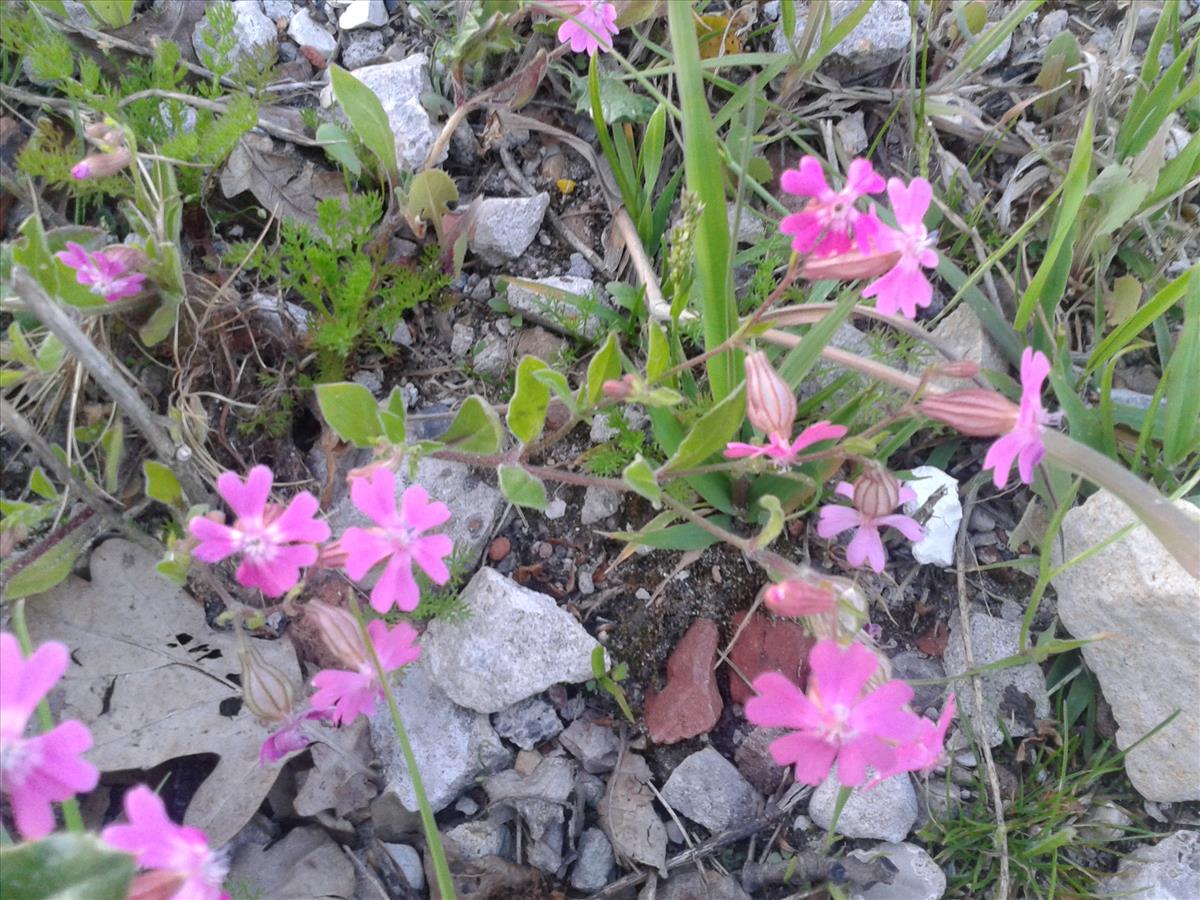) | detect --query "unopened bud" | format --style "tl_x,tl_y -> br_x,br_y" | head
853,465 -> 901,518
933,360 -> 980,380
919,389 -> 1018,437
744,351 -> 796,437
71,147 -> 131,180
127,871 -> 188,900
602,374 -> 637,400
100,244 -> 148,272
764,580 -> 835,617
238,643 -> 295,723
84,121 -> 125,149
801,248 -> 901,282
305,601 -> 367,669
